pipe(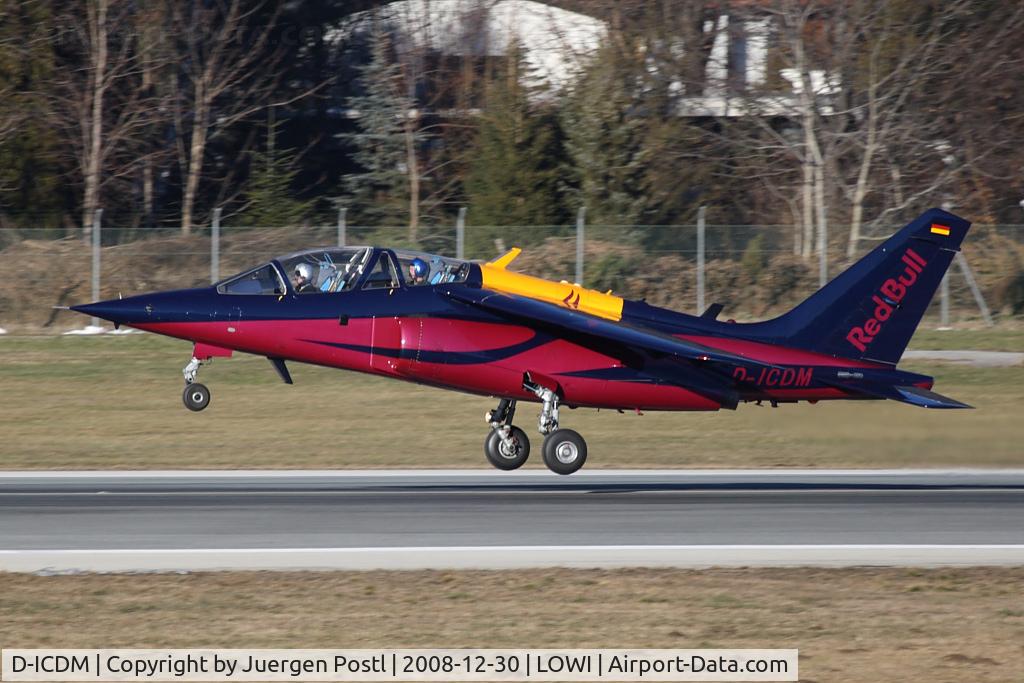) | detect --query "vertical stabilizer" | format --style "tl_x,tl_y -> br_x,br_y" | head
754,208 -> 971,364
